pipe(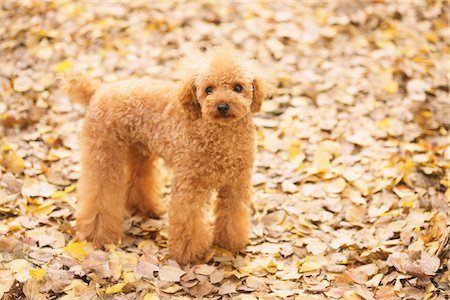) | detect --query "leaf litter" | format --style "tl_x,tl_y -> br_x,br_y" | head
0,1 -> 449,299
